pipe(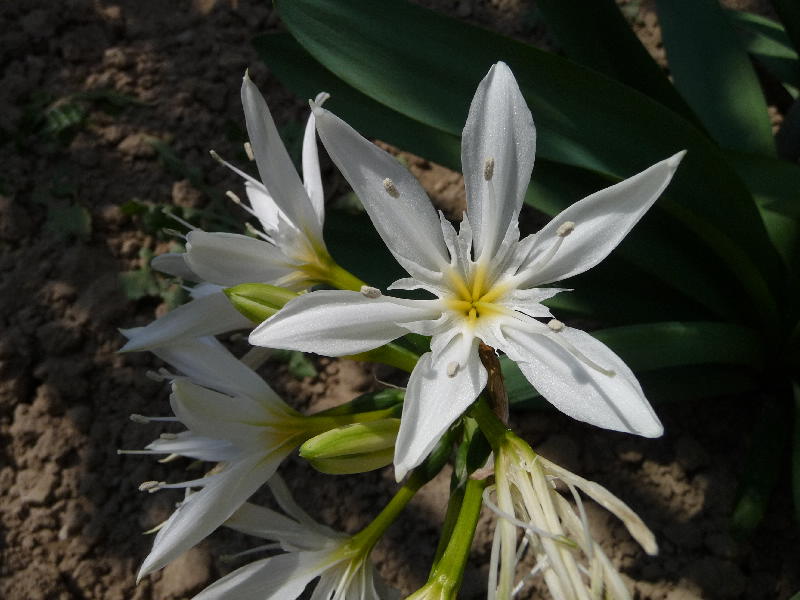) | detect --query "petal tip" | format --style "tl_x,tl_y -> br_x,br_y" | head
667,149 -> 687,169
